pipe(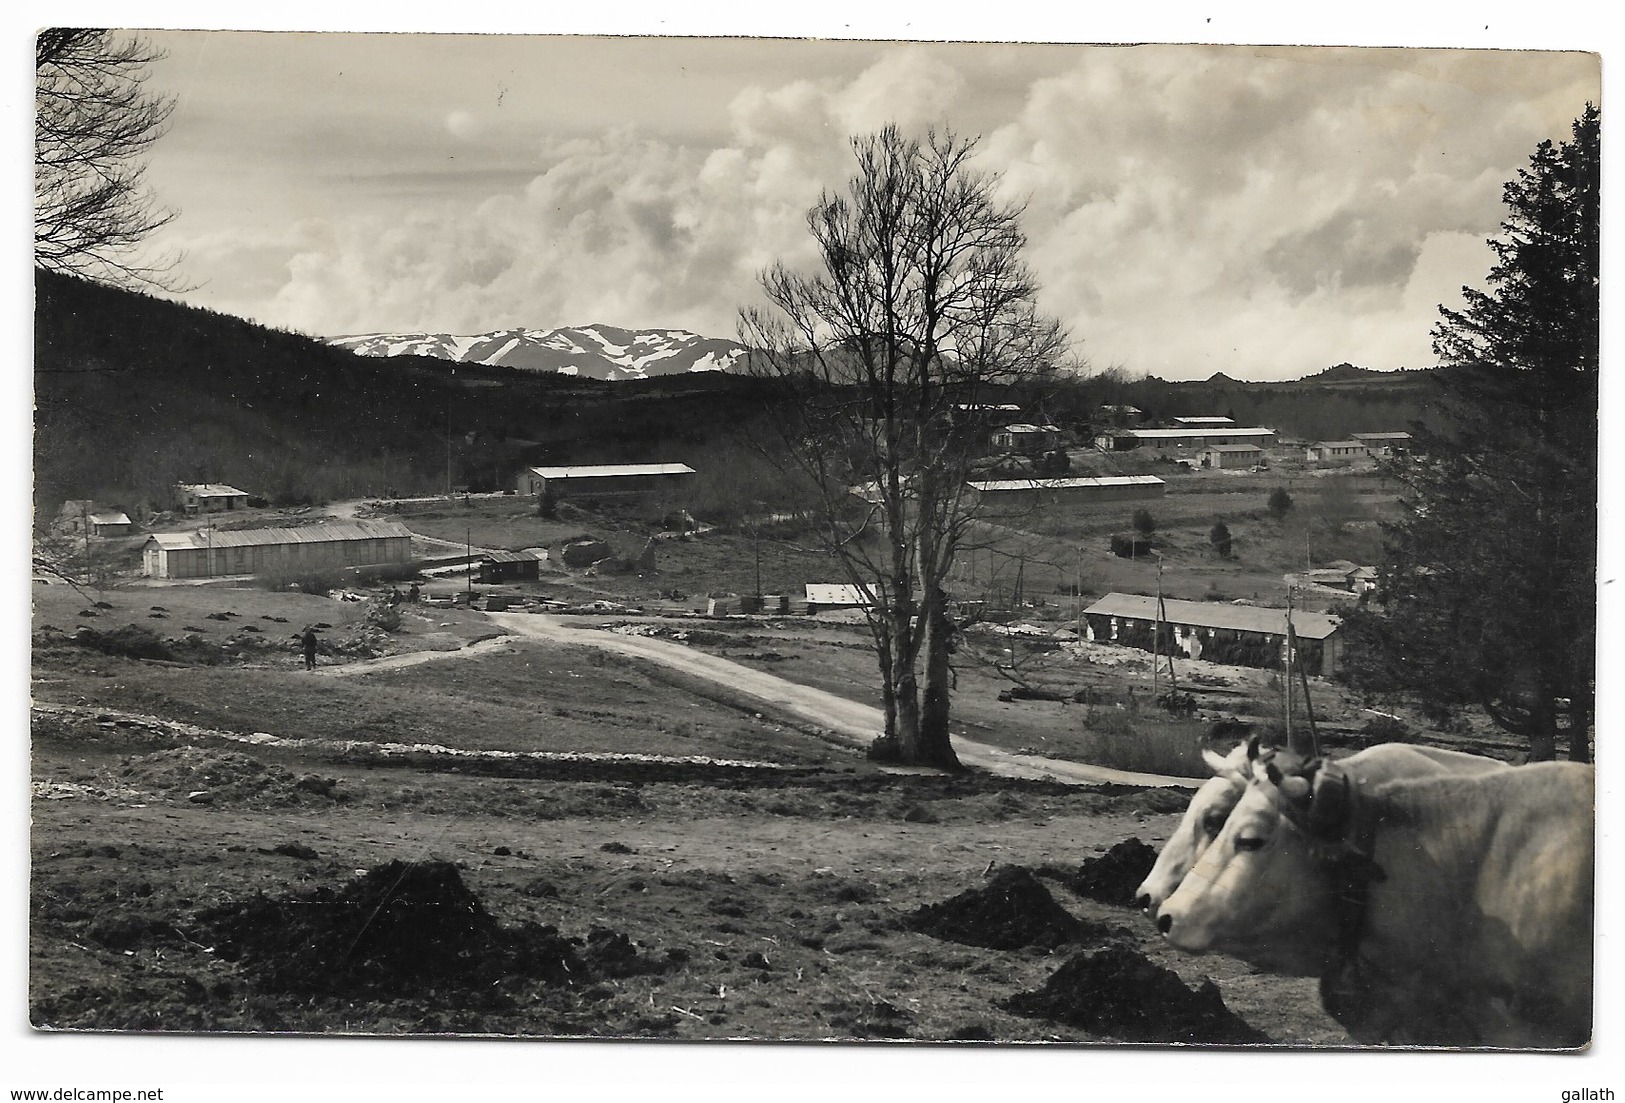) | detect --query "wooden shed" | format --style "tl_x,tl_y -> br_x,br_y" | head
1083,592 -> 1343,676
1198,444 -> 1265,469
964,475 -> 1165,512
1306,441 -> 1370,463
478,549 -> 543,584
87,511 -> 134,536
142,521 -> 413,579
990,424 -> 1062,455
517,463 -> 695,499
176,483 -> 250,514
